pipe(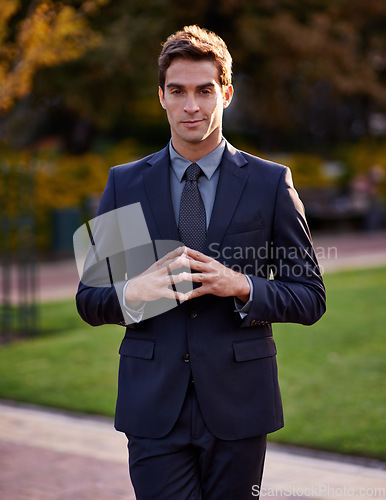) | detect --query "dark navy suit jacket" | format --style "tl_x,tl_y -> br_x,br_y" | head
76,141 -> 326,440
